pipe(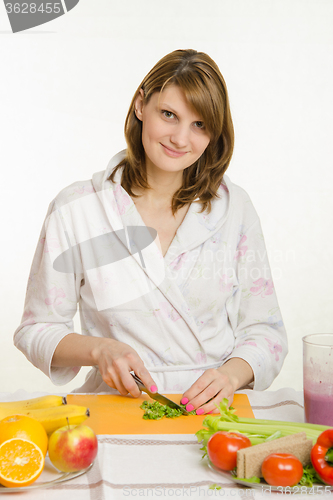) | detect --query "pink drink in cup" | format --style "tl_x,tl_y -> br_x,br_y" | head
302,333 -> 333,426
